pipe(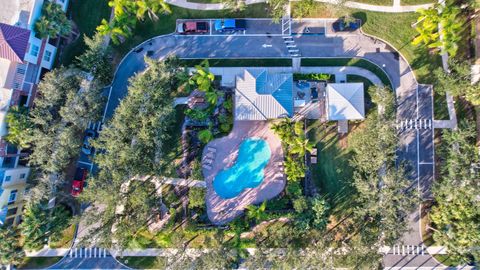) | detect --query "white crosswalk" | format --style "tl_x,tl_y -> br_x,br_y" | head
396,119 -> 432,130
282,36 -> 301,58
69,247 -> 109,258
87,121 -> 103,132
390,245 -> 426,255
